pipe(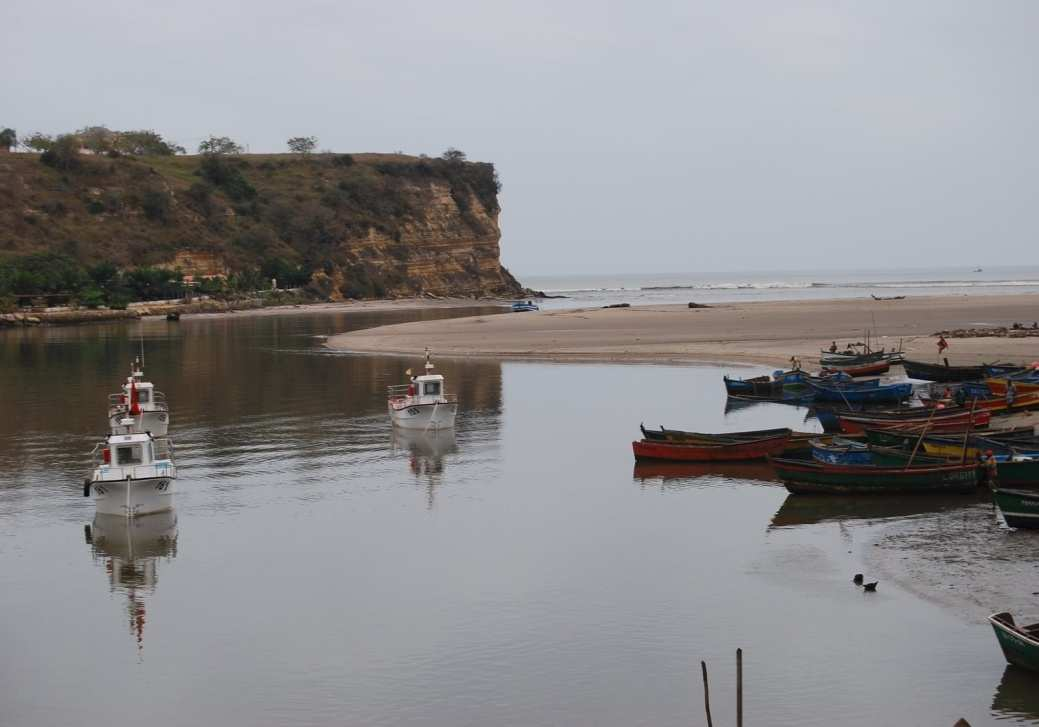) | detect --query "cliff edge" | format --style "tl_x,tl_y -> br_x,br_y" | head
0,151 -> 523,300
